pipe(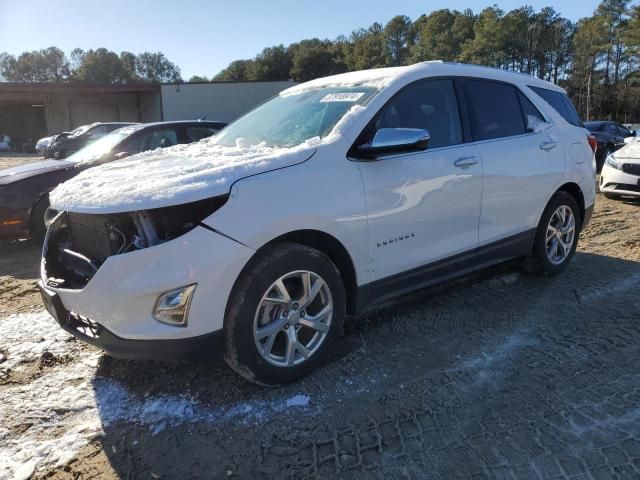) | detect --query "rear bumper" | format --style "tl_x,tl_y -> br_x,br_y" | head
39,280 -> 223,360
